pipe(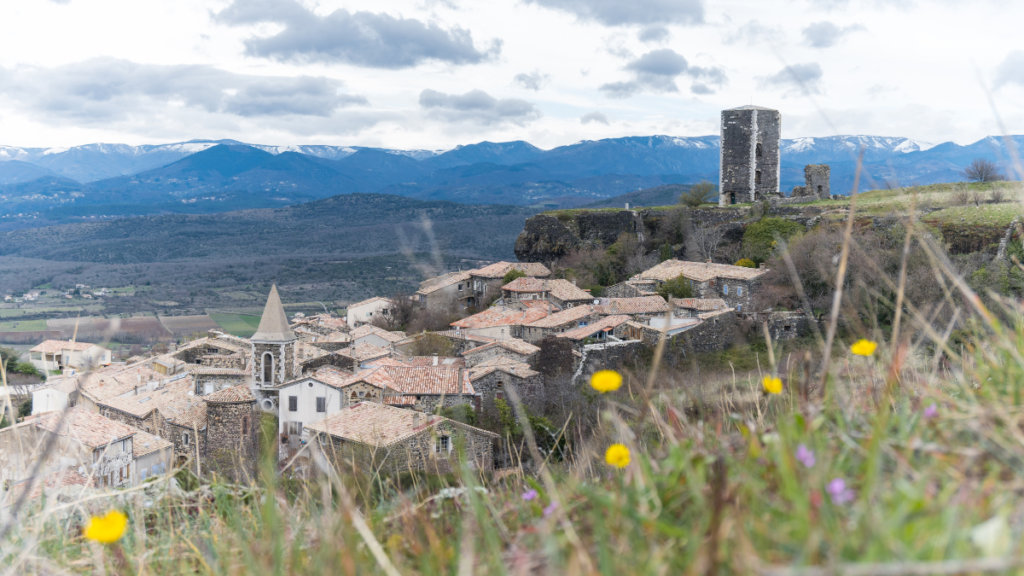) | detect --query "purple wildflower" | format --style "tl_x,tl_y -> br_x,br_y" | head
796,444 -> 816,468
827,478 -> 855,505
521,489 -> 538,502
923,403 -> 938,419
543,501 -> 558,517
